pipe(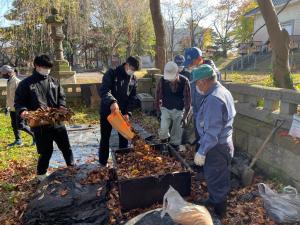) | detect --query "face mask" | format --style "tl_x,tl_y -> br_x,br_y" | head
127,69 -> 134,76
38,68 -> 51,76
2,74 -> 10,79
196,85 -> 204,95
178,66 -> 184,73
